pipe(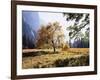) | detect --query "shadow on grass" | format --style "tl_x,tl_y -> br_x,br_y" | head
55,55 -> 89,67
23,51 -> 59,57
